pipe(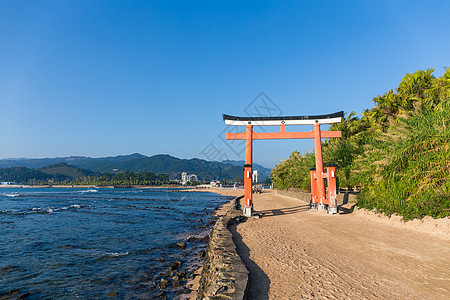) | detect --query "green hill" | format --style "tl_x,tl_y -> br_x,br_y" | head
100,155 -> 243,181
0,153 -> 145,169
0,154 -> 249,181
0,163 -> 96,184
39,163 -> 97,179
0,167 -> 69,184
